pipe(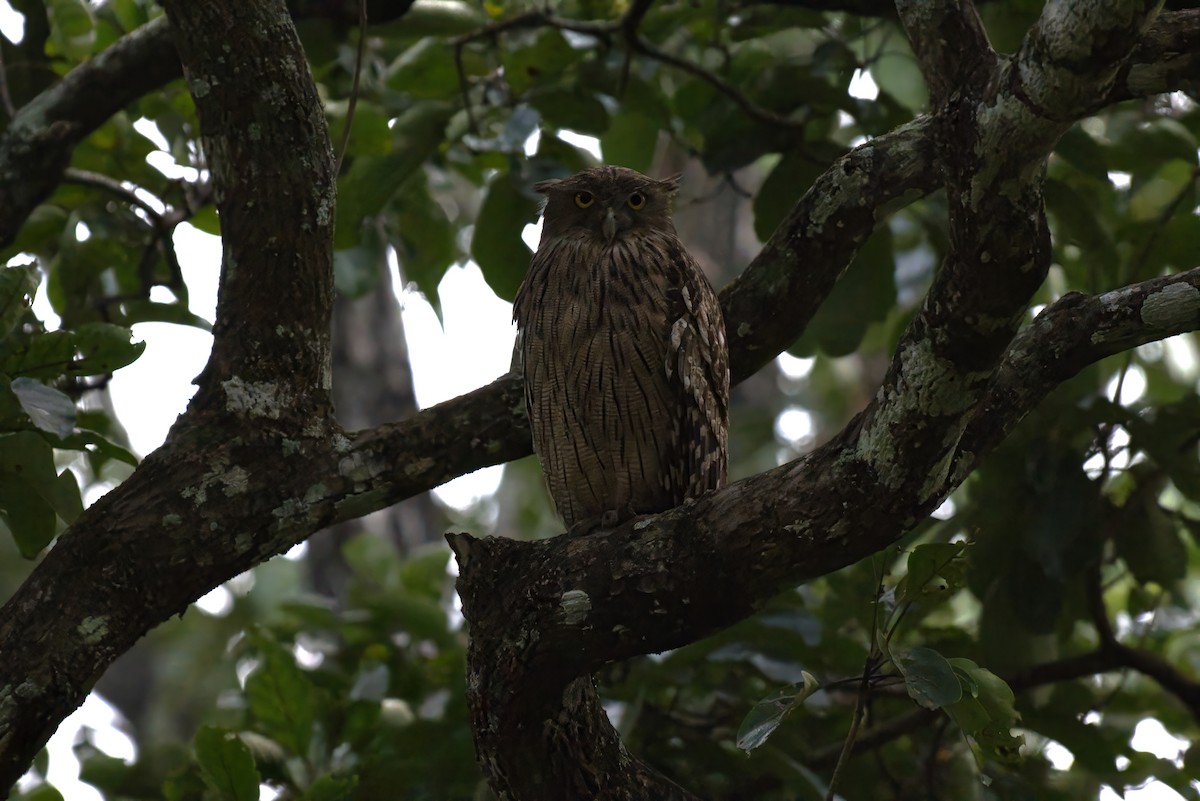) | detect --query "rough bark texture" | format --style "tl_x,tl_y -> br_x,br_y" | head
0,0 -> 1197,797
